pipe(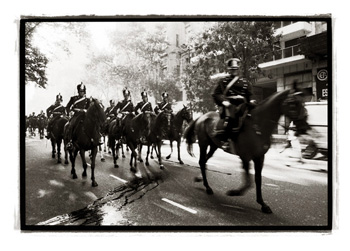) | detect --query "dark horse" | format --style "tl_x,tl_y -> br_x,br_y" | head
50,116 -> 69,164
64,98 -> 106,187
185,89 -> 309,214
142,111 -> 172,169
164,105 -> 193,164
107,116 -> 124,168
123,112 -> 153,173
